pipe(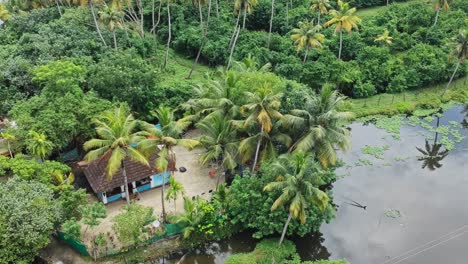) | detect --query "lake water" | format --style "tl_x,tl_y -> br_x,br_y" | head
156,105 -> 468,264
